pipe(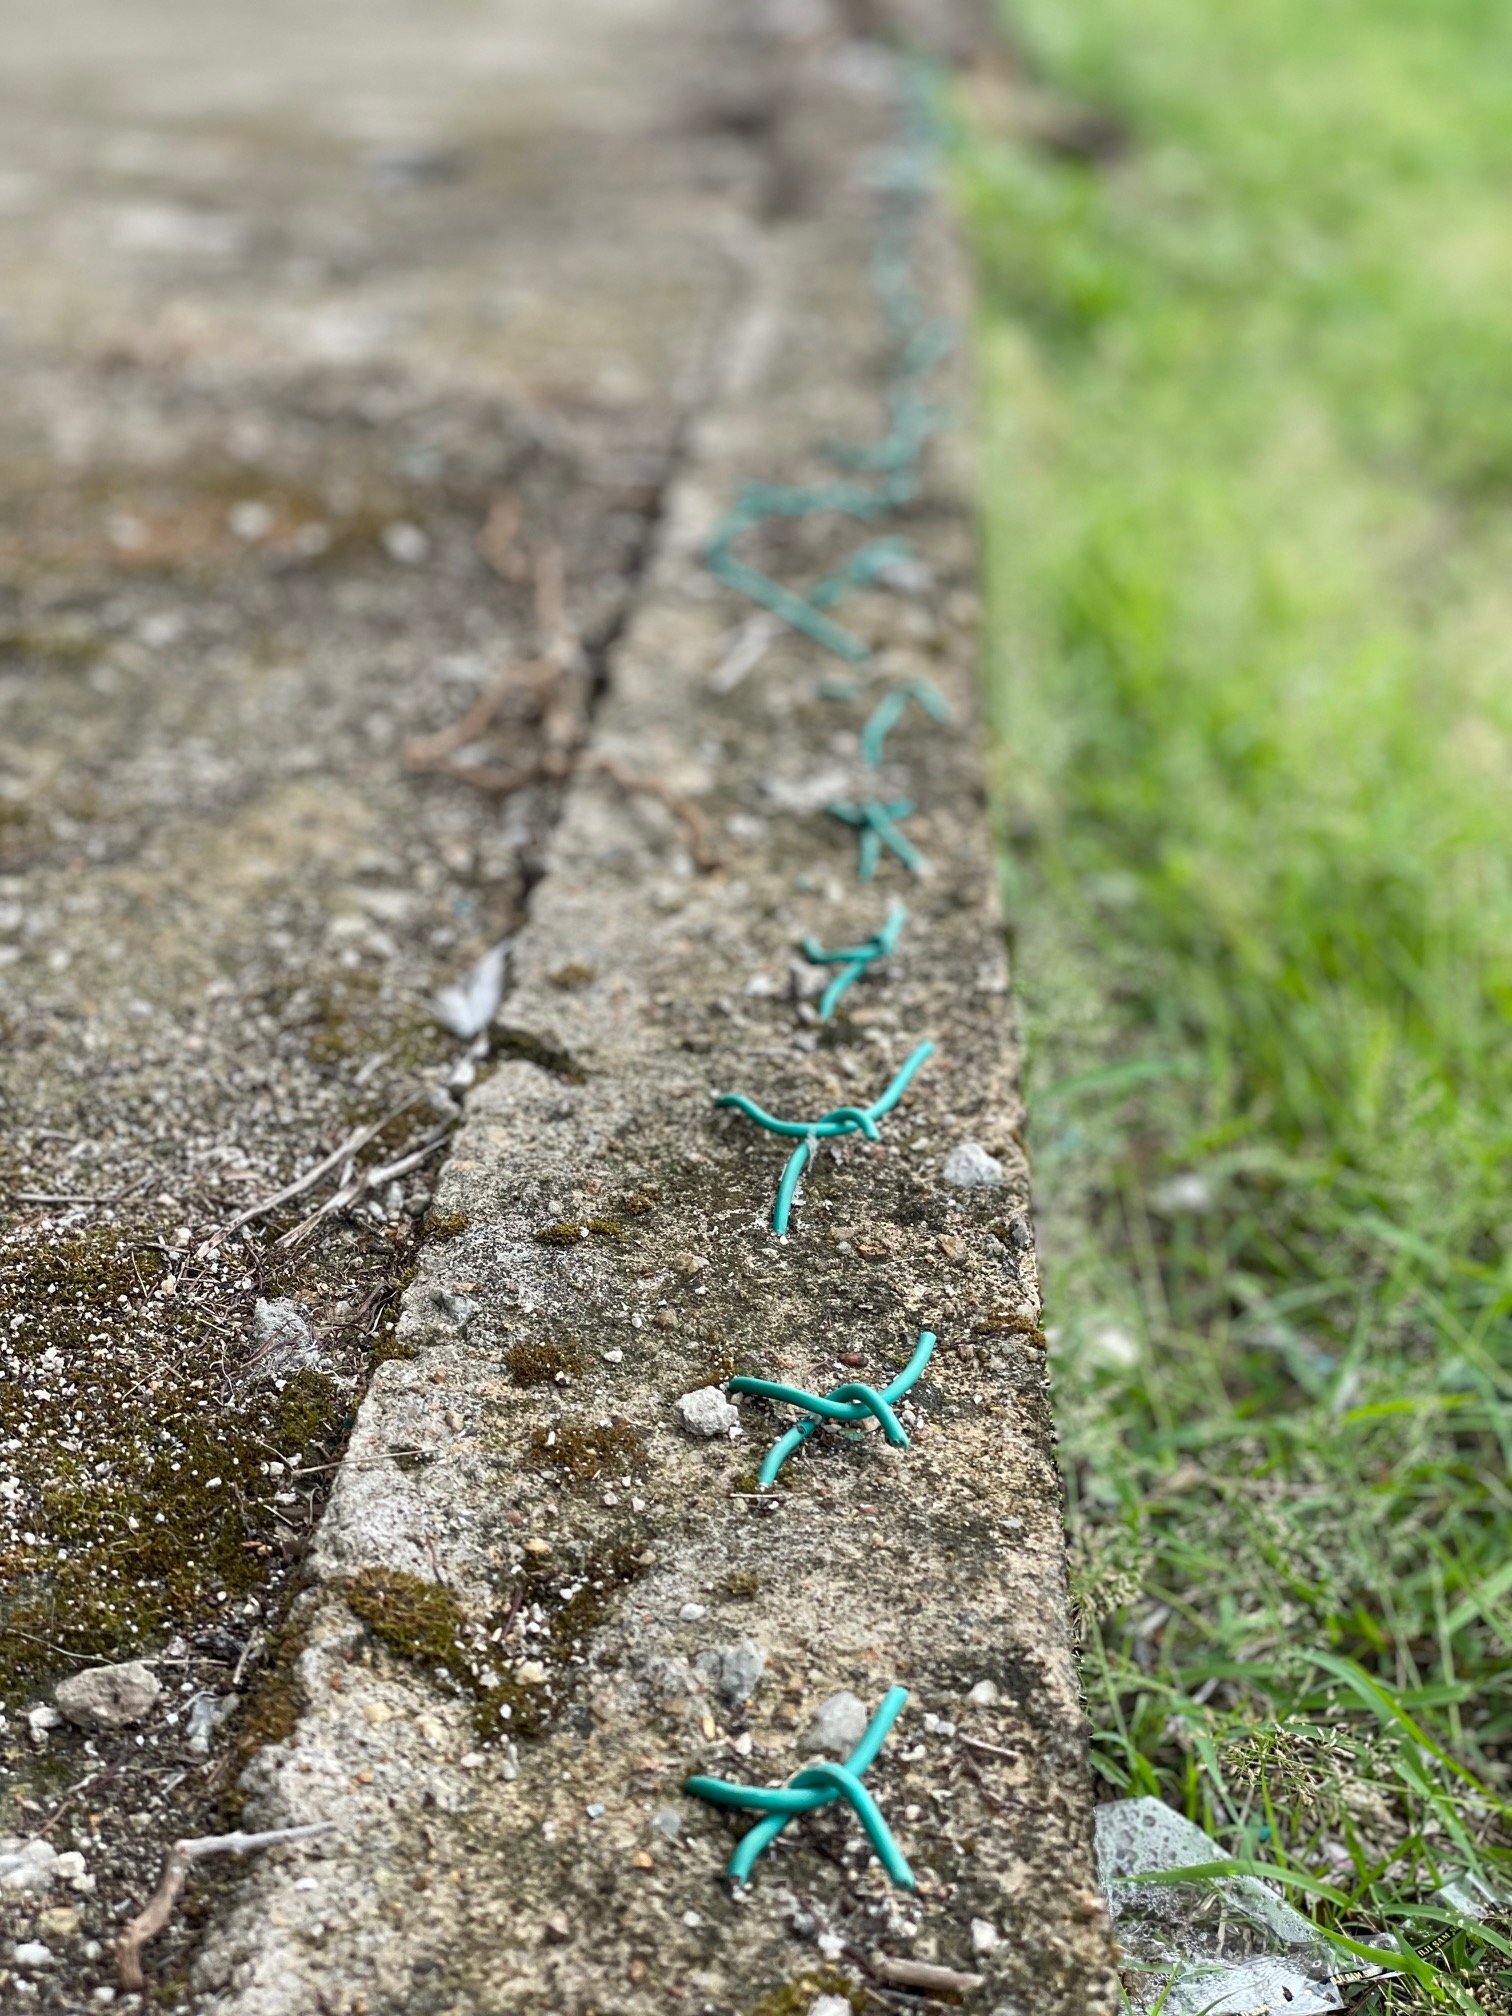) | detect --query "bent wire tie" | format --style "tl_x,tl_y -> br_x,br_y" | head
685,1685 -> 914,1889
825,797 -> 923,879
859,675 -> 953,769
714,1041 -> 933,1235
800,900 -> 908,1022
704,481 -> 915,666
730,1329 -> 936,1489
